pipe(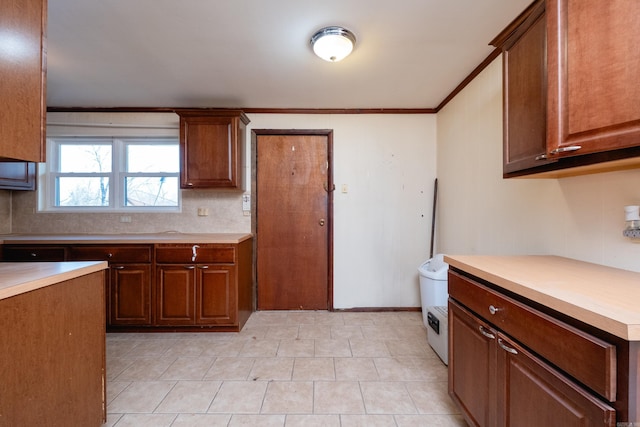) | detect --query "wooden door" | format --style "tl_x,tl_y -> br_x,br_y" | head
255,131 -> 332,310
